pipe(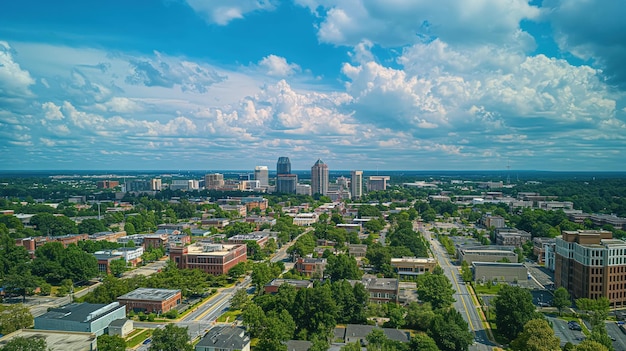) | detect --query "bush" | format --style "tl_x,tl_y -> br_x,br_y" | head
138,312 -> 147,321
147,313 -> 156,322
